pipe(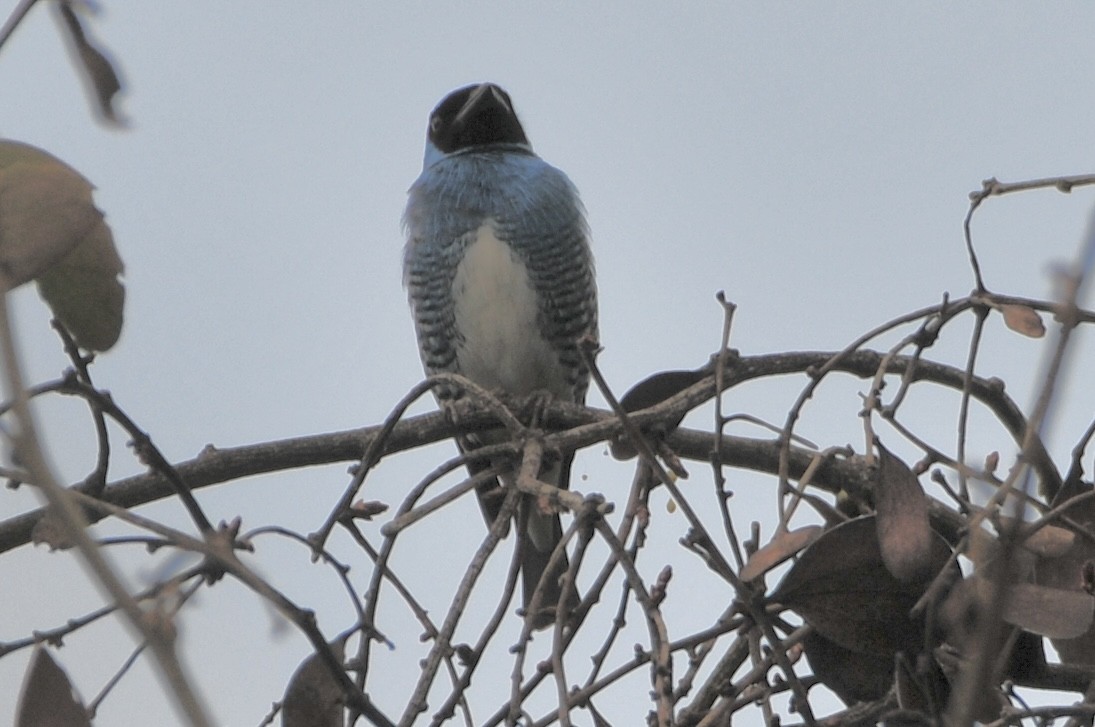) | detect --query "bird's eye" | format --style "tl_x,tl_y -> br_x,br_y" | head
429,115 -> 444,133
